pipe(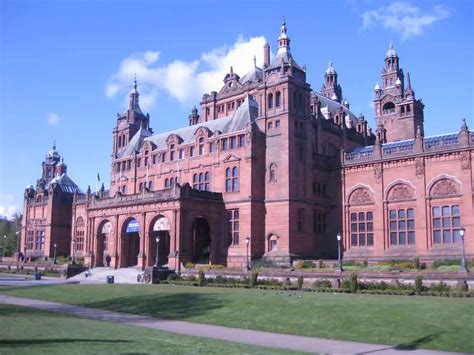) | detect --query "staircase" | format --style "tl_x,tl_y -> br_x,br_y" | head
70,267 -> 143,284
